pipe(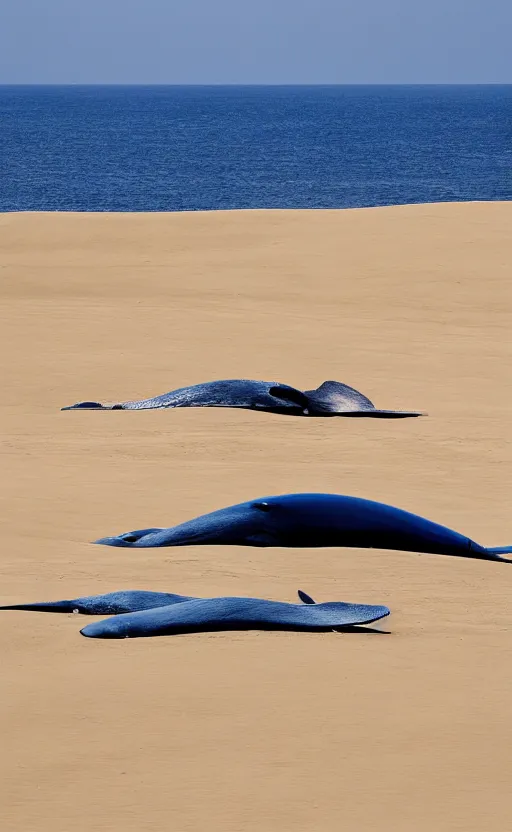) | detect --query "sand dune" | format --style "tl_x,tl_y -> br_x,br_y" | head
0,202 -> 511,831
